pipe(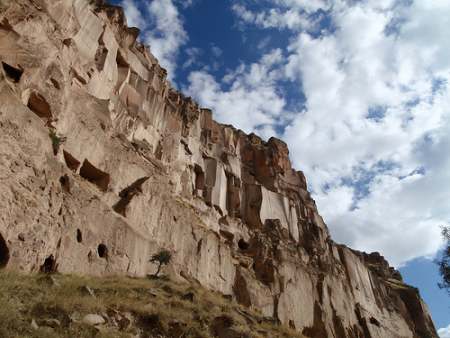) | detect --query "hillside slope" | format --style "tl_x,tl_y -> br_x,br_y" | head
0,271 -> 303,338
0,0 -> 438,337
